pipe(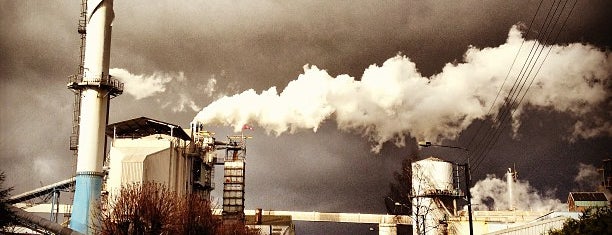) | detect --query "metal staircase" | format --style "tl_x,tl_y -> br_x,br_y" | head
65,0 -> 88,221
69,0 -> 86,151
